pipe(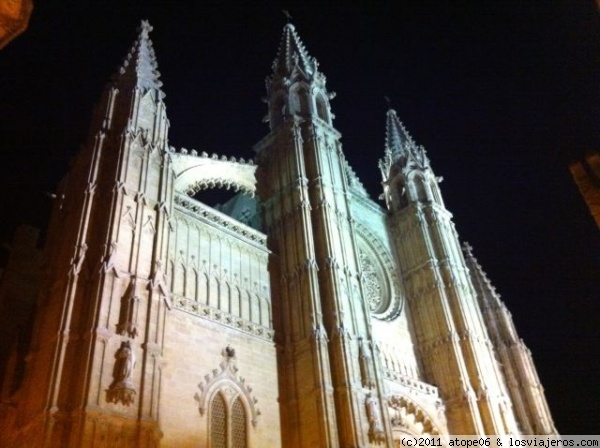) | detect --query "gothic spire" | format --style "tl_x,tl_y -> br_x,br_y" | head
385,108 -> 414,158
385,108 -> 429,172
462,242 -> 501,309
112,20 -> 164,97
272,23 -> 318,79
